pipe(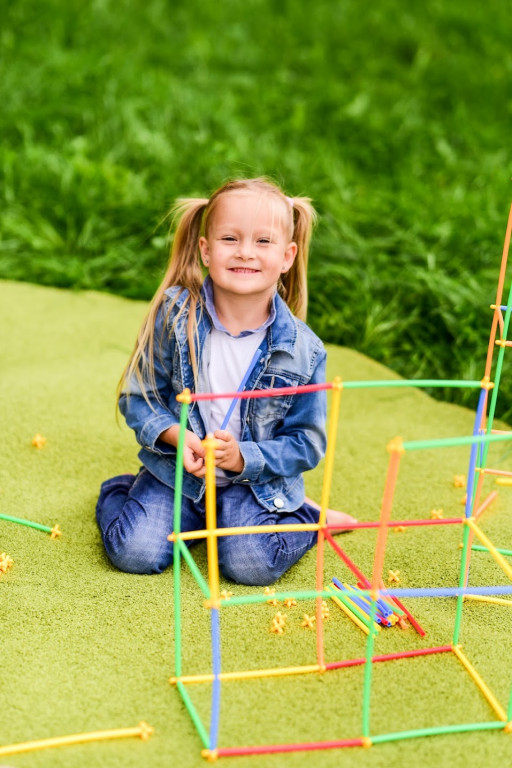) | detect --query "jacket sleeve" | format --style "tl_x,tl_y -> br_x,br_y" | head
235,347 -> 327,483
118,303 -> 178,456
